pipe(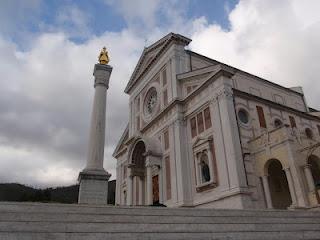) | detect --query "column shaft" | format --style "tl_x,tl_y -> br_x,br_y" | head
147,166 -> 153,205
127,176 -> 133,205
262,175 -> 273,209
159,167 -> 164,204
304,165 -> 316,192
86,86 -> 107,169
284,168 -> 297,206
139,177 -> 144,205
